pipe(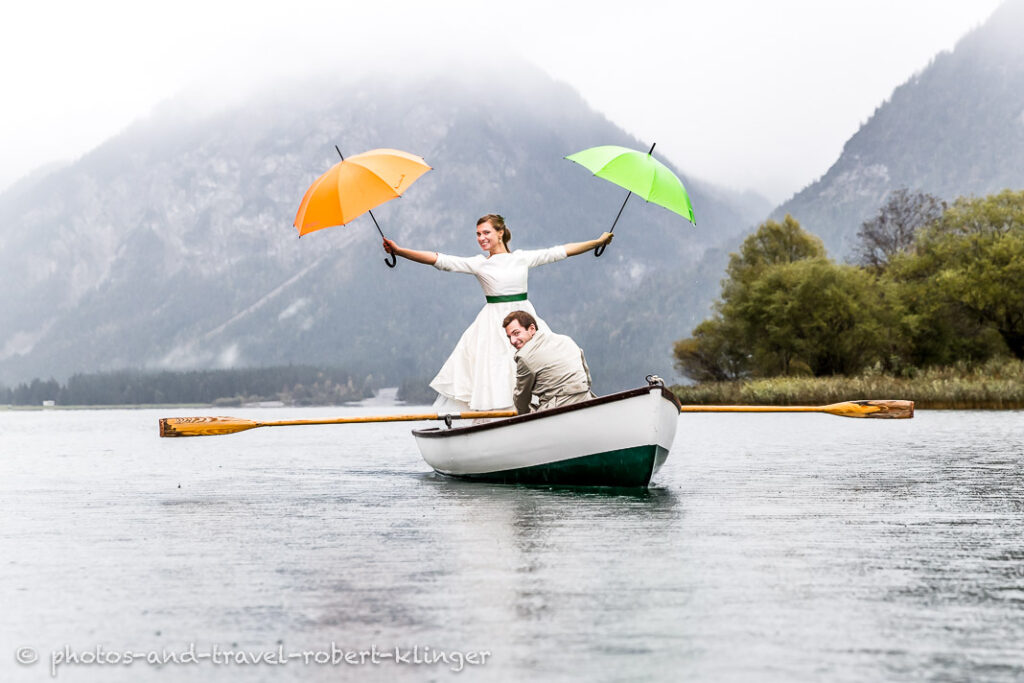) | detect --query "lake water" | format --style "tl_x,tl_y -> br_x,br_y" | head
2,404 -> 1023,682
